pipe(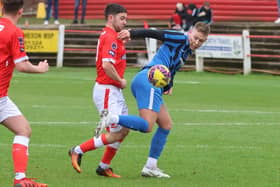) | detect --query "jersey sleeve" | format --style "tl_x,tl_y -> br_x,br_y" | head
10,28 -> 28,64
130,29 -> 186,44
130,29 -> 165,41
101,36 -> 118,64
162,30 -> 187,44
